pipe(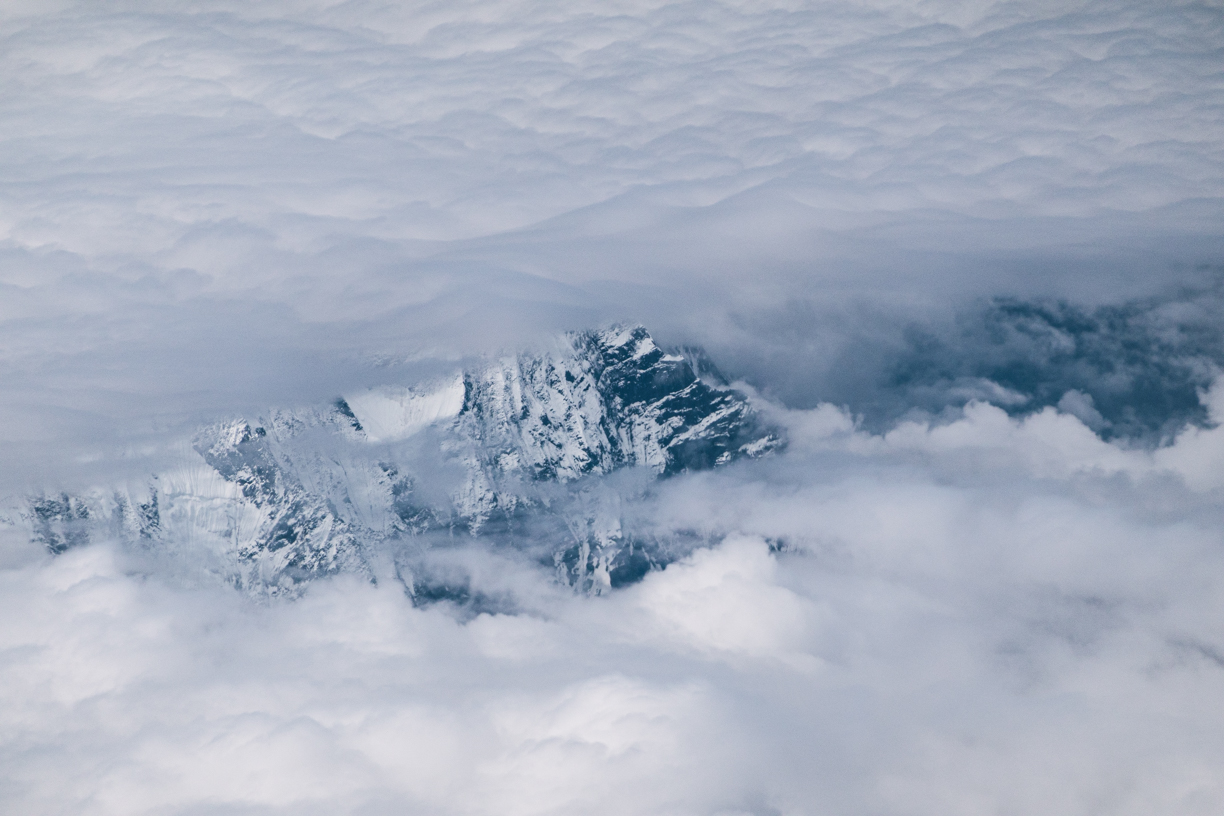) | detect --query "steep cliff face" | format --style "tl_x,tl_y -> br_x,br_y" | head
190,413 -> 372,592
438,326 -> 780,524
18,326 -> 782,597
